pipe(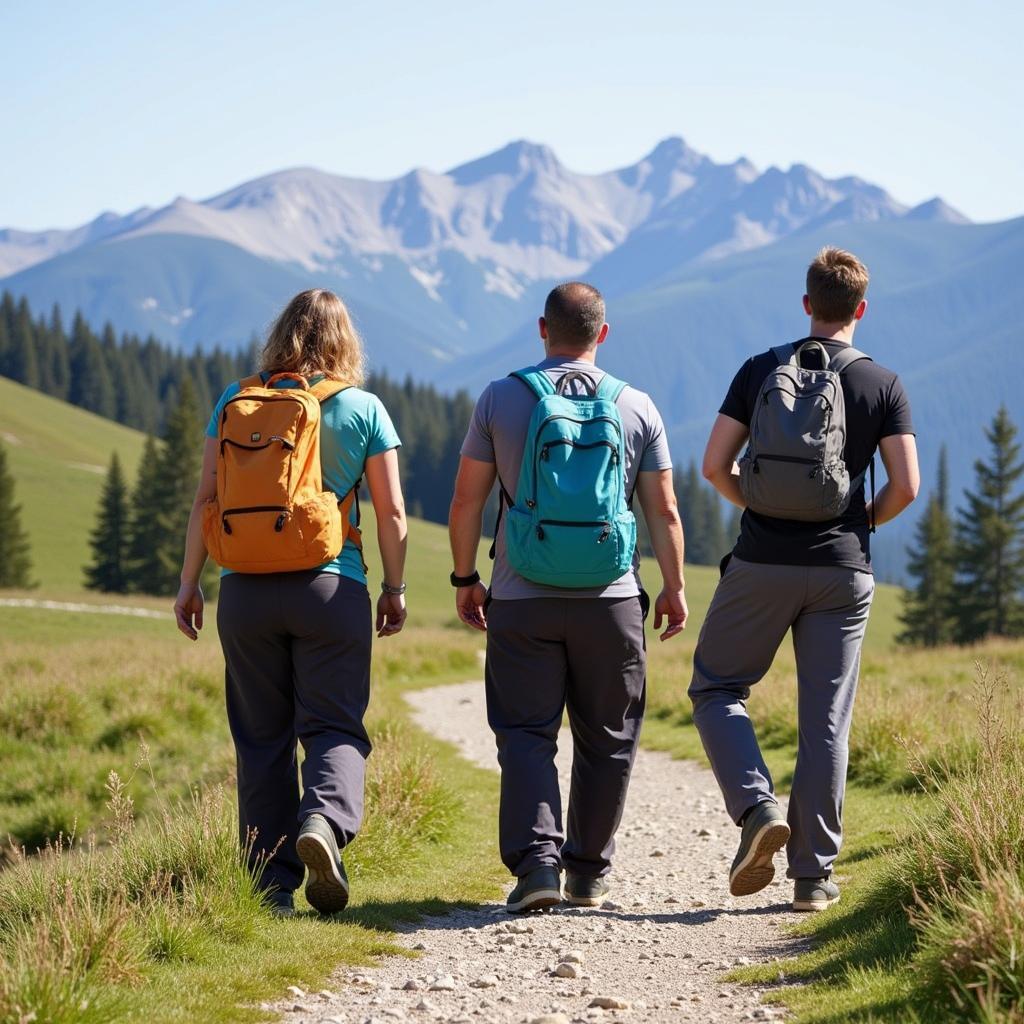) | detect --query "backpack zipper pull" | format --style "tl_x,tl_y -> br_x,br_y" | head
598,527 -> 610,544
753,458 -> 760,474
222,516 -> 232,535
536,525 -> 545,541
274,513 -> 287,532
